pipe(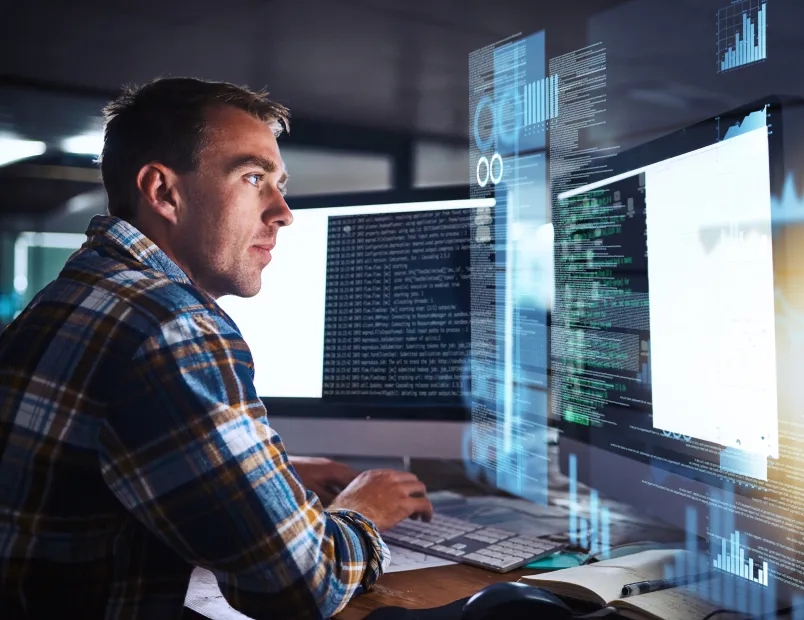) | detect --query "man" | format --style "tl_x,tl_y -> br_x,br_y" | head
0,77 -> 433,619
